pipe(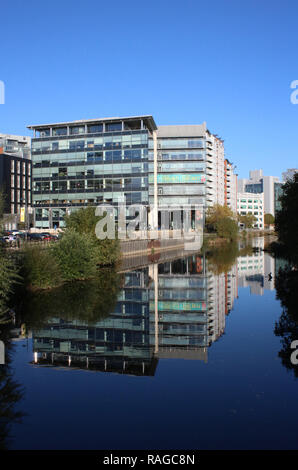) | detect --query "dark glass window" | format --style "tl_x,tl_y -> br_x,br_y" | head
70,126 -> 85,135
69,140 -> 85,150
87,124 -> 103,133
106,122 -> 122,132
52,127 -> 67,136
